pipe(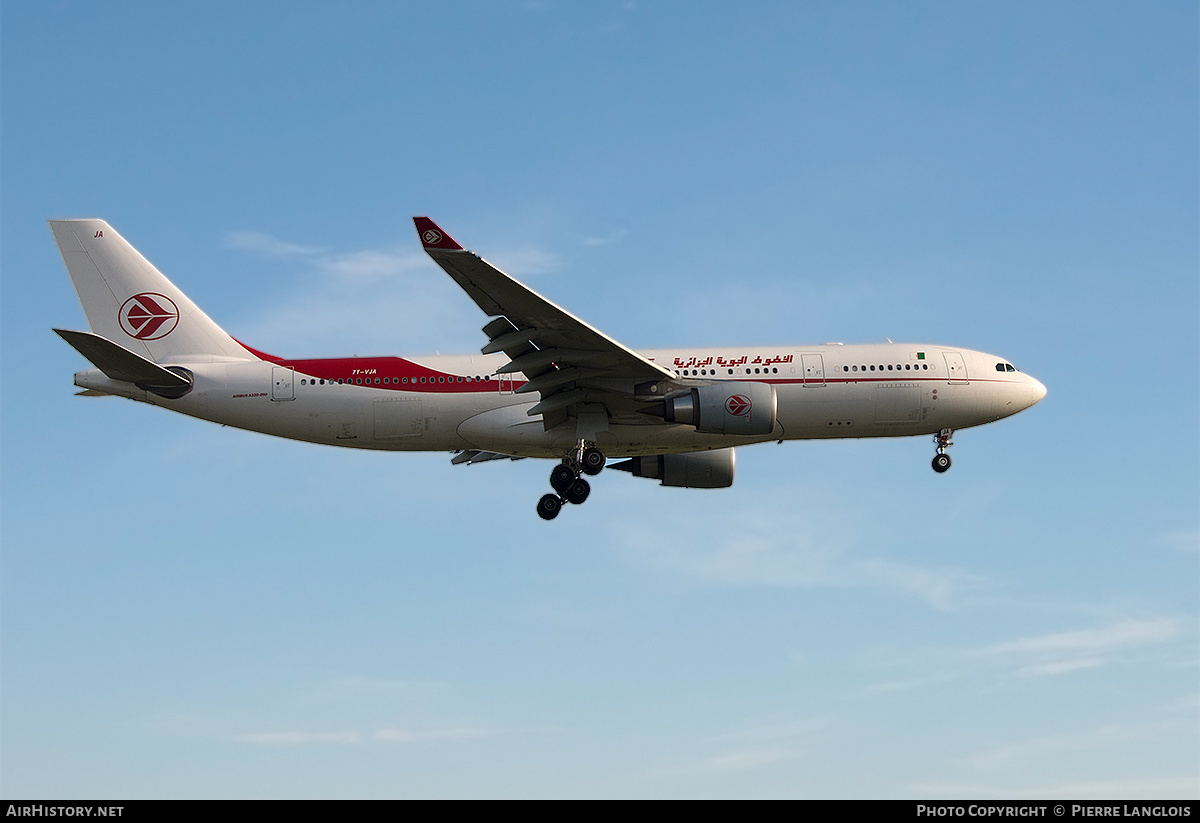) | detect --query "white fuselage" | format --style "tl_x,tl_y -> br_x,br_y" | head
73,342 -> 1047,460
